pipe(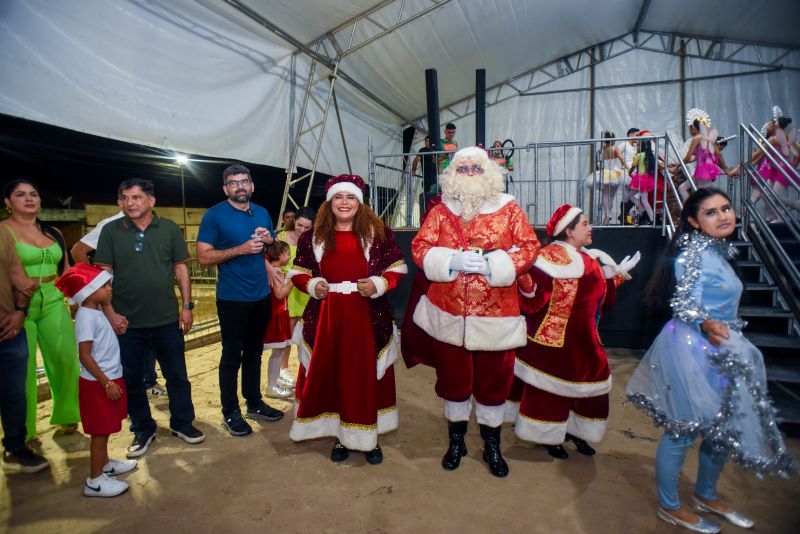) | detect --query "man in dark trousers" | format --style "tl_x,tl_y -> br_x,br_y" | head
197,164 -> 284,437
